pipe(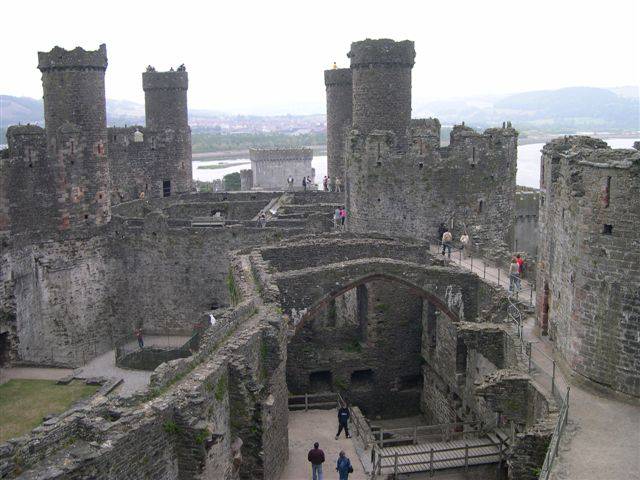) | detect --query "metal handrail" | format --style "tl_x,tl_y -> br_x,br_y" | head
539,387 -> 570,479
